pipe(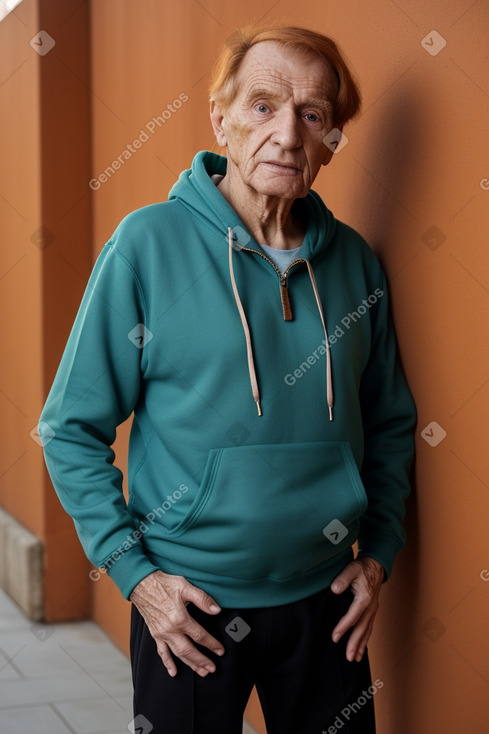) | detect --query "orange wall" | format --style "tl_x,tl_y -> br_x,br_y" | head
2,0 -> 488,731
